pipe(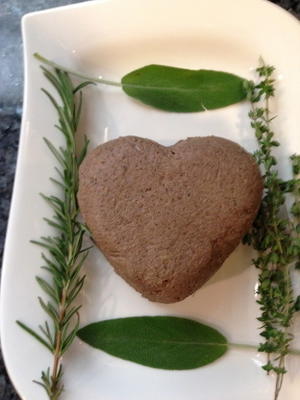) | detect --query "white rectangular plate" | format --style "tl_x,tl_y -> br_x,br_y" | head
1,0 -> 300,399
